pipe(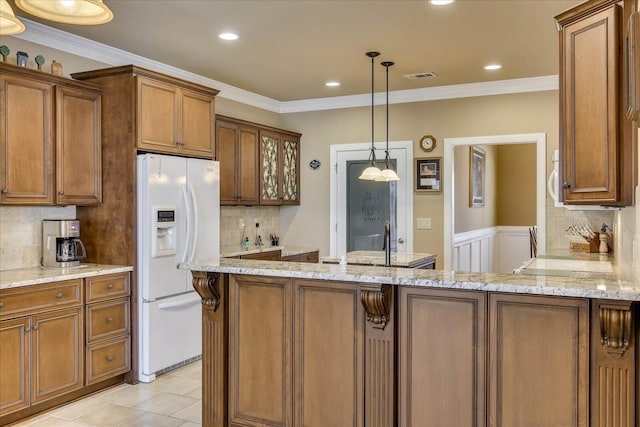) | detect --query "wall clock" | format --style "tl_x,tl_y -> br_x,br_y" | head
420,135 -> 436,152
